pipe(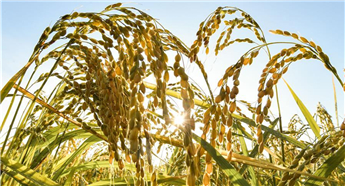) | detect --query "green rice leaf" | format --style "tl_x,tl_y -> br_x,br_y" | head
52,135 -> 101,180
234,114 -> 307,149
192,133 -> 250,186
87,175 -> 185,186
2,169 -> 36,186
305,145 -> 345,185
60,161 -> 136,177
63,167 -> 76,186
1,68 -> 24,103
31,129 -> 94,169
284,79 -> 321,139
237,127 -> 258,185
0,156 -> 59,186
